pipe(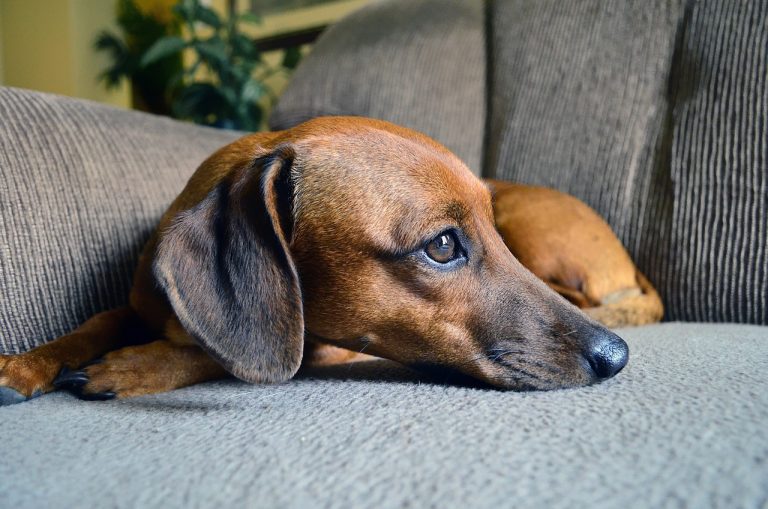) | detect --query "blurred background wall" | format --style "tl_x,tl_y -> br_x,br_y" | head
0,0 -> 131,107
0,0 -> 367,111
